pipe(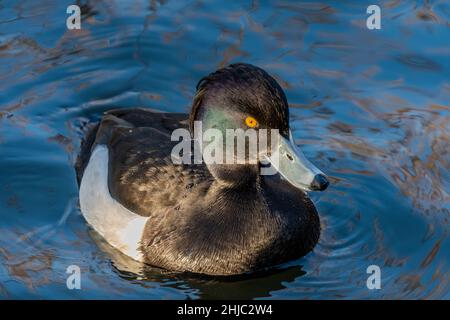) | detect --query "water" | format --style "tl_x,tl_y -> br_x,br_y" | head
0,0 -> 448,299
